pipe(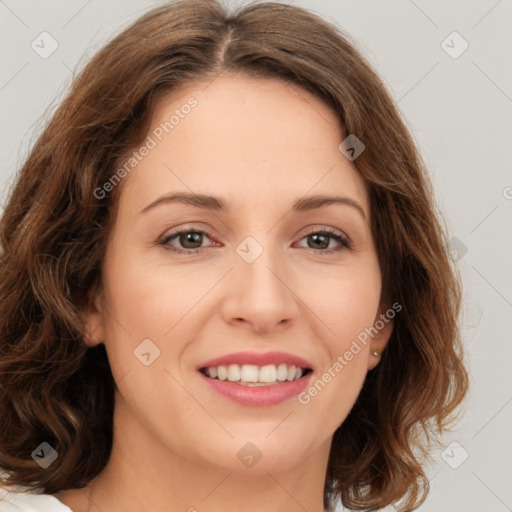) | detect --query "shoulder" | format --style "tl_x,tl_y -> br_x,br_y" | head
0,486 -> 72,512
